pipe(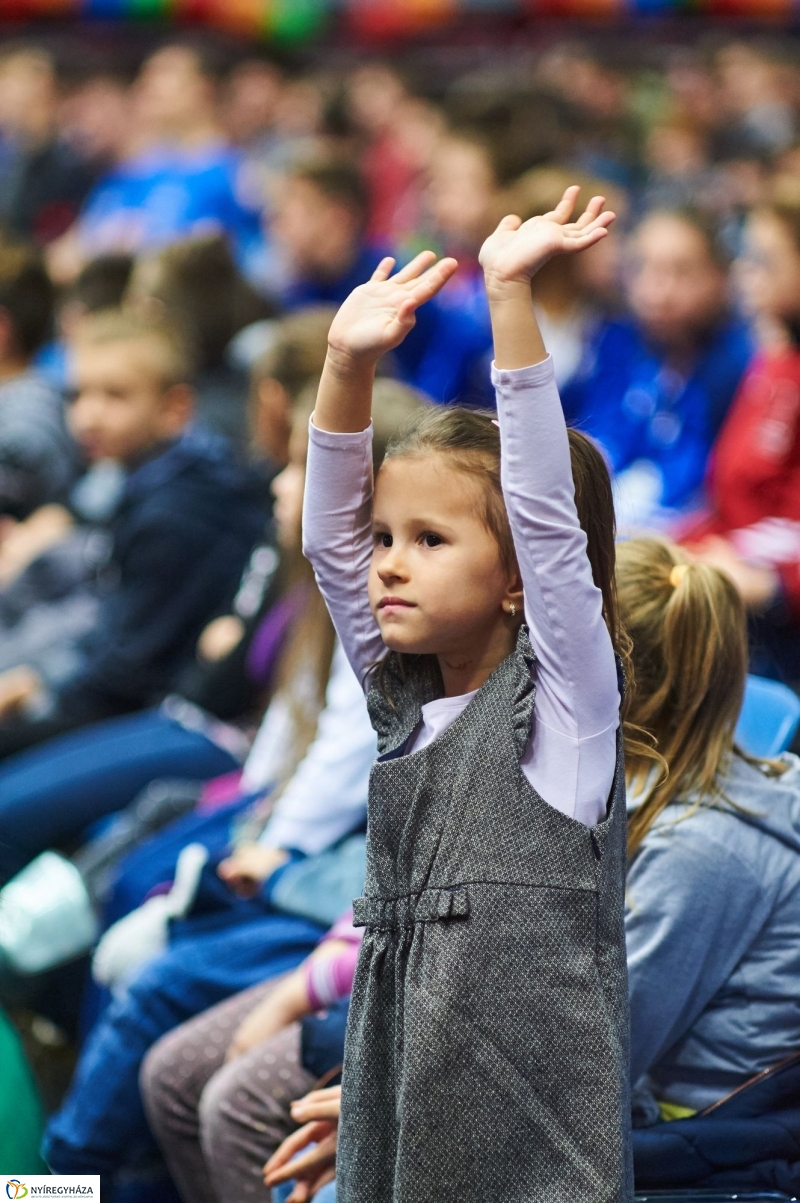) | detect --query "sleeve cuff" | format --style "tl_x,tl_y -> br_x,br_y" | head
309,418 -> 373,450
491,355 -> 555,390
258,816 -> 311,854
